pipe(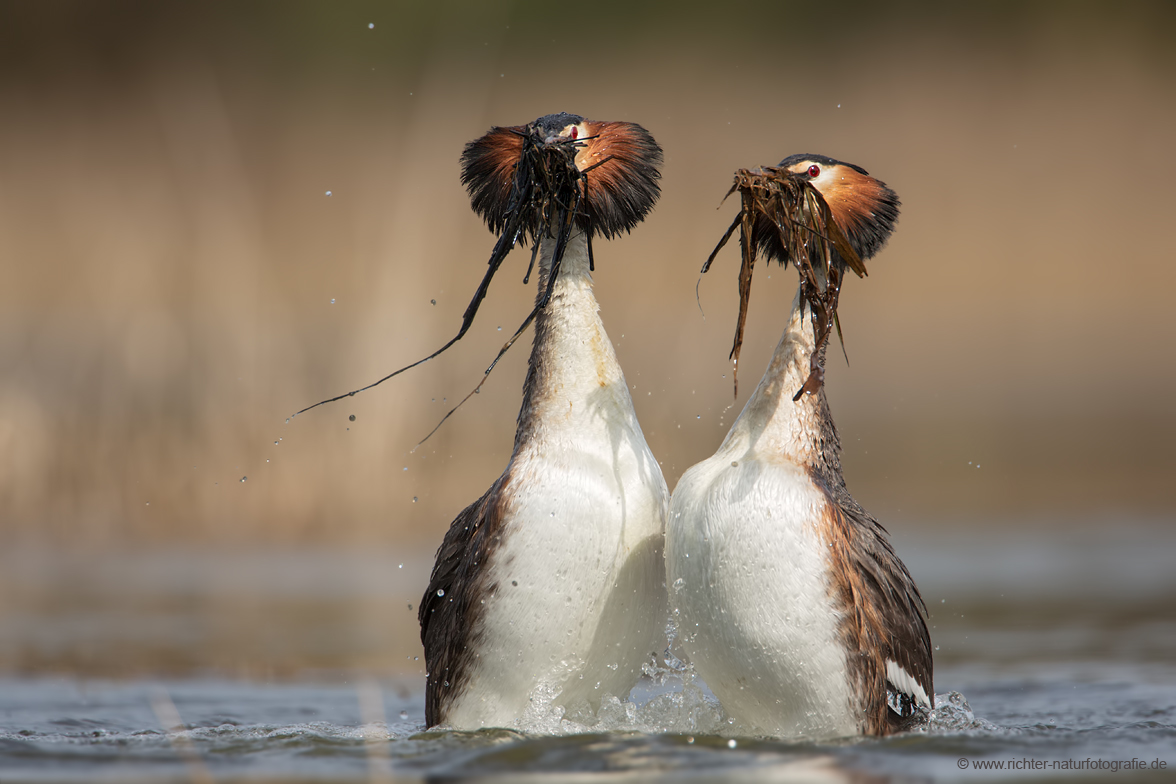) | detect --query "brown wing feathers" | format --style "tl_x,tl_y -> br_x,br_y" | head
419,480 -> 511,727
814,470 -> 934,735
